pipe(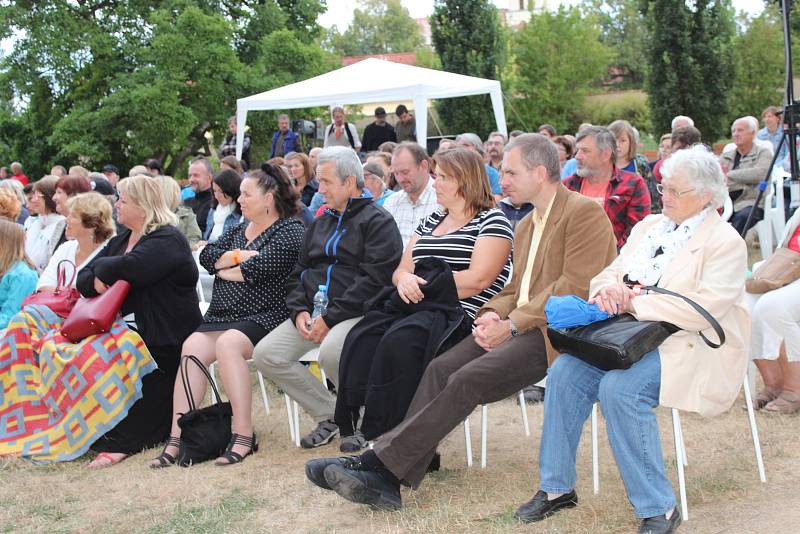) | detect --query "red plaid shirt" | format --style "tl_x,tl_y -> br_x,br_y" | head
563,168 -> 651,248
